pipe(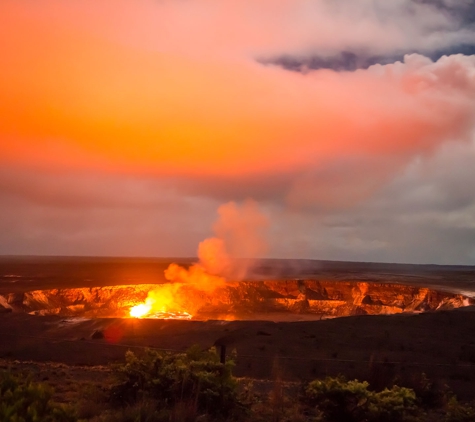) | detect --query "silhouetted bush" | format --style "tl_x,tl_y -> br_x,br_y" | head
396,372 -> 450,409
